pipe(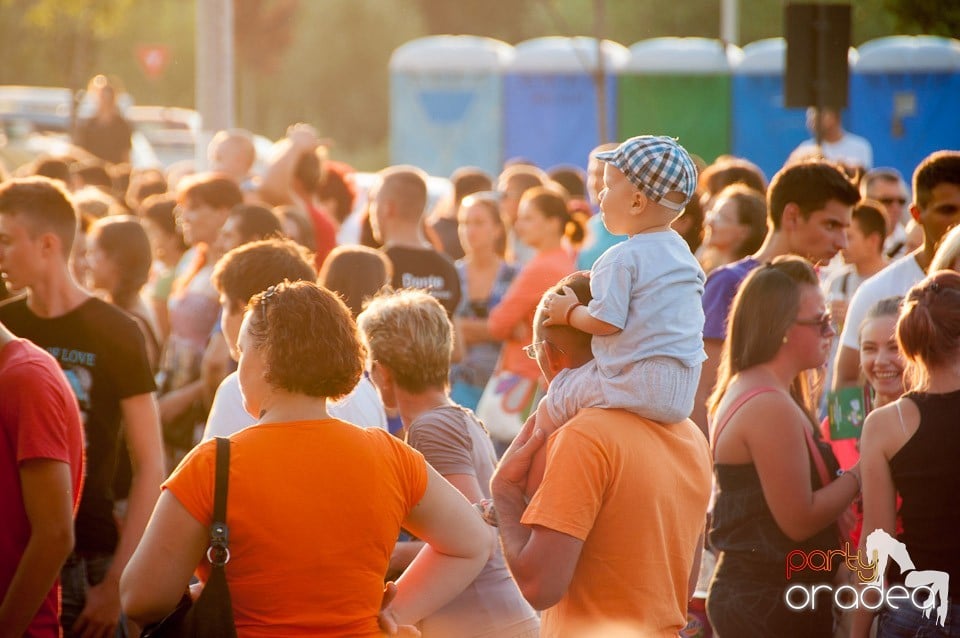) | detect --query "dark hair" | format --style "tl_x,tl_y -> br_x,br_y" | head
212,237 -> 316,313
913,151 -> 960,211
535,270 -> 594,362
126,171 -> 168,210
273,205 -> 317,252
897,271 -> 960,391
450,167 -> 494,207
673,190 -> 706,253
294,148 -> 323,195
317,245 -> 393,317
317,161 -> 357,224
228,204 -> 282,243
72,162 -> 112,191
718,184 -> 768,259
851,200 -> 888,248
0,176 -> 77,255
460,192 -> 508,257
139,194 -> 182,239
88,215 -> 152,309
31,157 -> 71,185
521,186 -> 586,246
700,158 -> 768,197
177,172 -> 243,210
709,256 -> 821,419
247,280 -> 363,400
547,165 -> 587,199
859,296 -> 902,342
498,164 -> 547,198
768,160 -> 860,230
